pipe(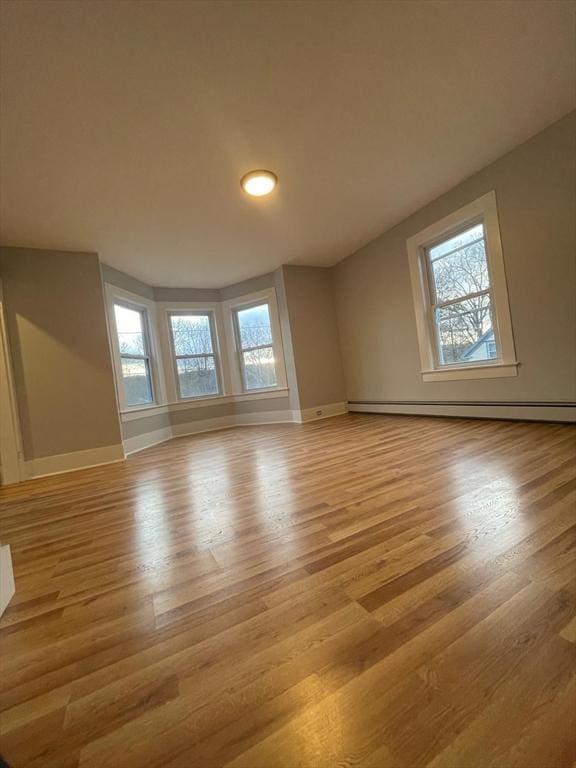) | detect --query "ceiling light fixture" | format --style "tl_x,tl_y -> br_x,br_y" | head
241,169 -> 278,197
